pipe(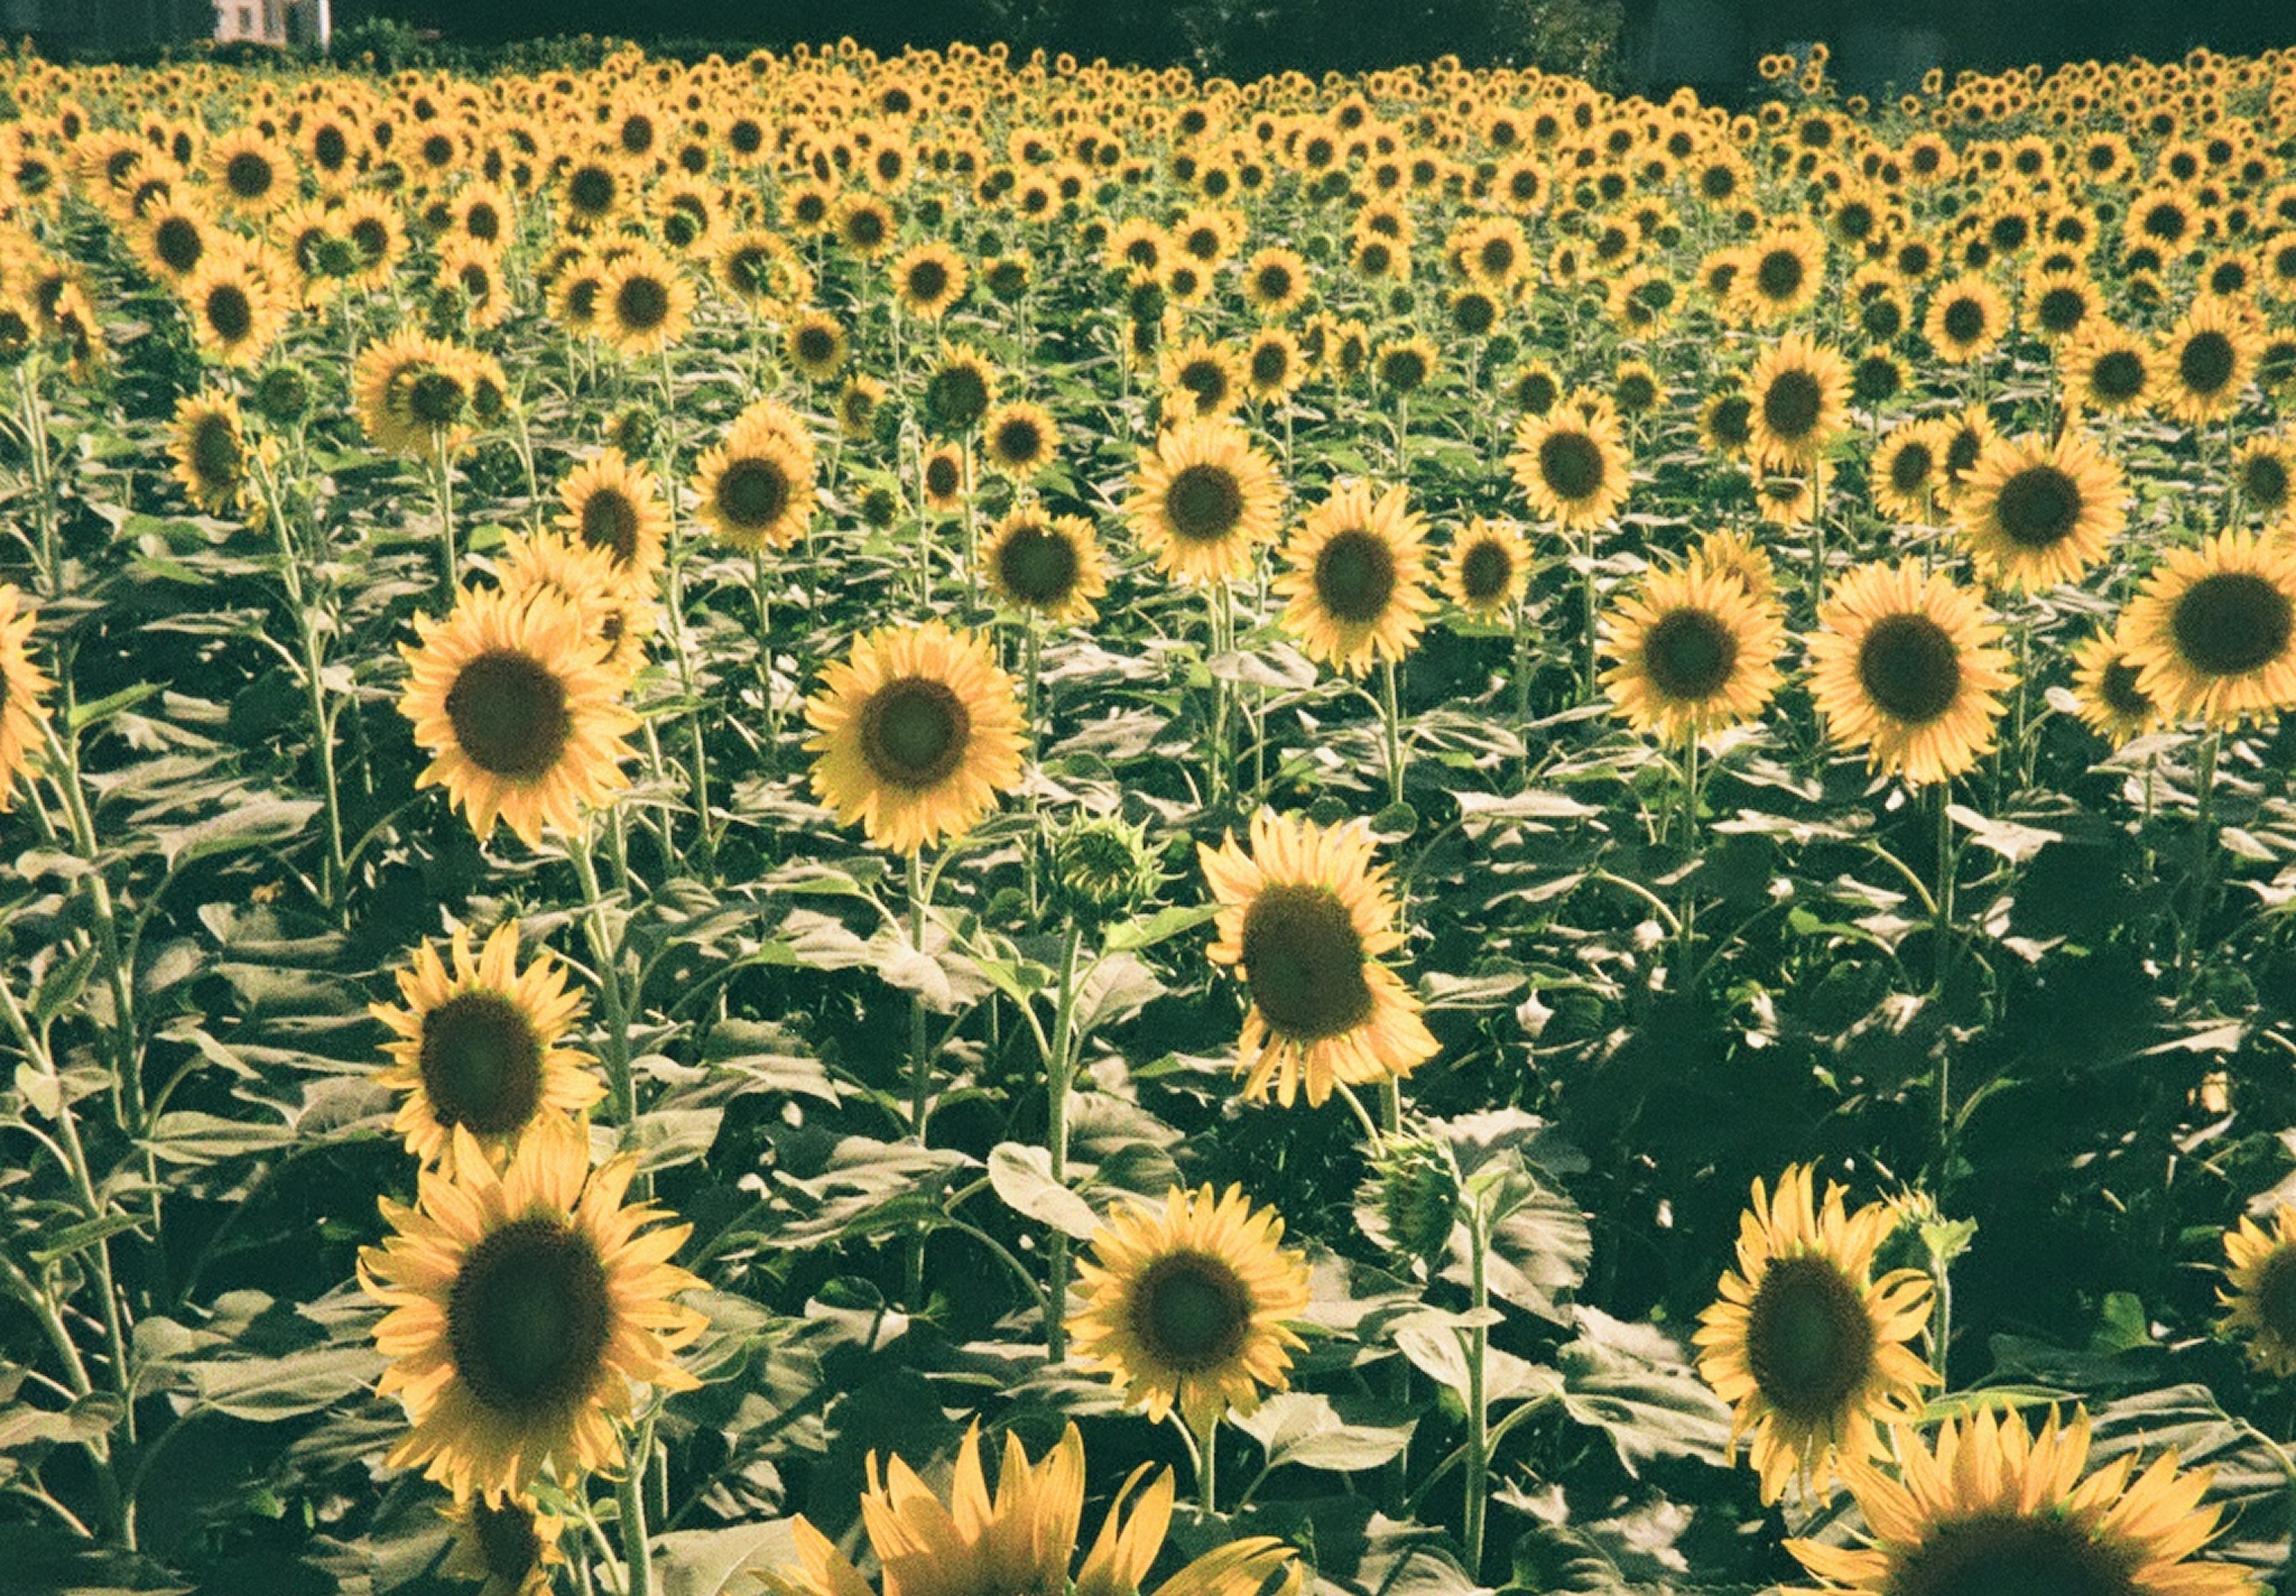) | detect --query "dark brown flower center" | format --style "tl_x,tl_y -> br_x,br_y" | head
795,323 -> 839,366
993,415 -> 1045,466
225,151 -> 273,198
1239,883 -> 1375,1041
1942,297 -> 1987,345
579,488 -> 642,564
1130,1251 -> 1251,1372
924,363 -> 990,432
155,215 -> 203,274
1314,527 -> 1399,625
419,988 -> 545,1135
2037,285 -> 2089,334
447,1217 -> 612,1416
204,283 -> 253,343
2243,454 -> 2292,513
615,275 -> 670,332
2254,1246 -> 2296,1343
1164,463 -> 1245,543
471,1498 -> 545,1585
718,456 -> 791,531
2179,330 -> 2237,396
905,258 -> 949,304
1994,465 -> 2083,548
445,649 -> 573,780
569,166 -> 616,215
2099,659 -> 2151,718
1745,1253 -> 1874,1420
190,412 -> 242,488
1858,612 -> 1963,724
1755,247 -> 1806,299
1460,539 -> 1514,604
1891,1512 -> 2141,1596
996,521 -> 1080,607
1889,441 -> 1937,495
1539,429 -> 1607,502
1643,607 -> 1741,700
1762,368 -> 1824,441
2170,571 -> 2294,678
859,677 -> 970,788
